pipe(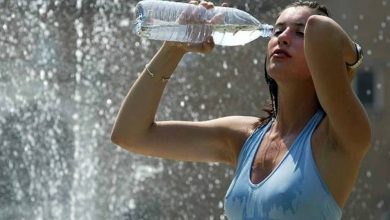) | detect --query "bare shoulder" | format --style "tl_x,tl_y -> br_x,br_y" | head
211,115 -> 260,133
